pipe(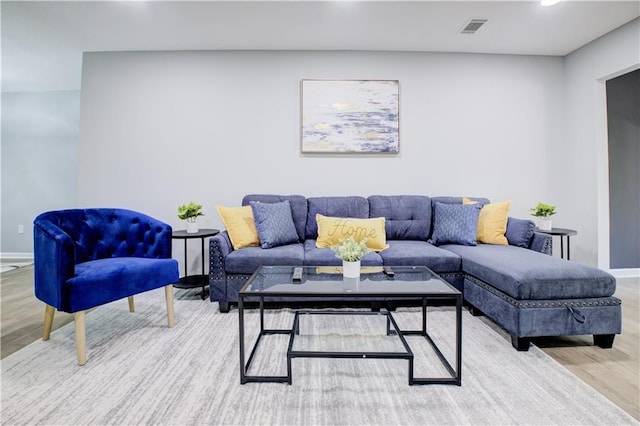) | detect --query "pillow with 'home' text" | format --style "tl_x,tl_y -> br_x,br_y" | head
315,214 -> 389,251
